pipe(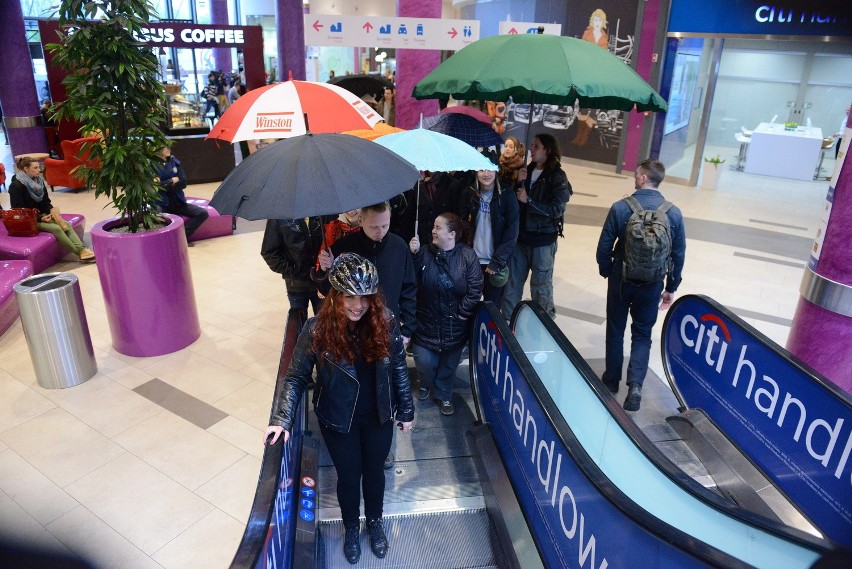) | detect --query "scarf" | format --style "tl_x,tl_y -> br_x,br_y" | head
499,151 -> 525,182
16,172 -> 46,203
